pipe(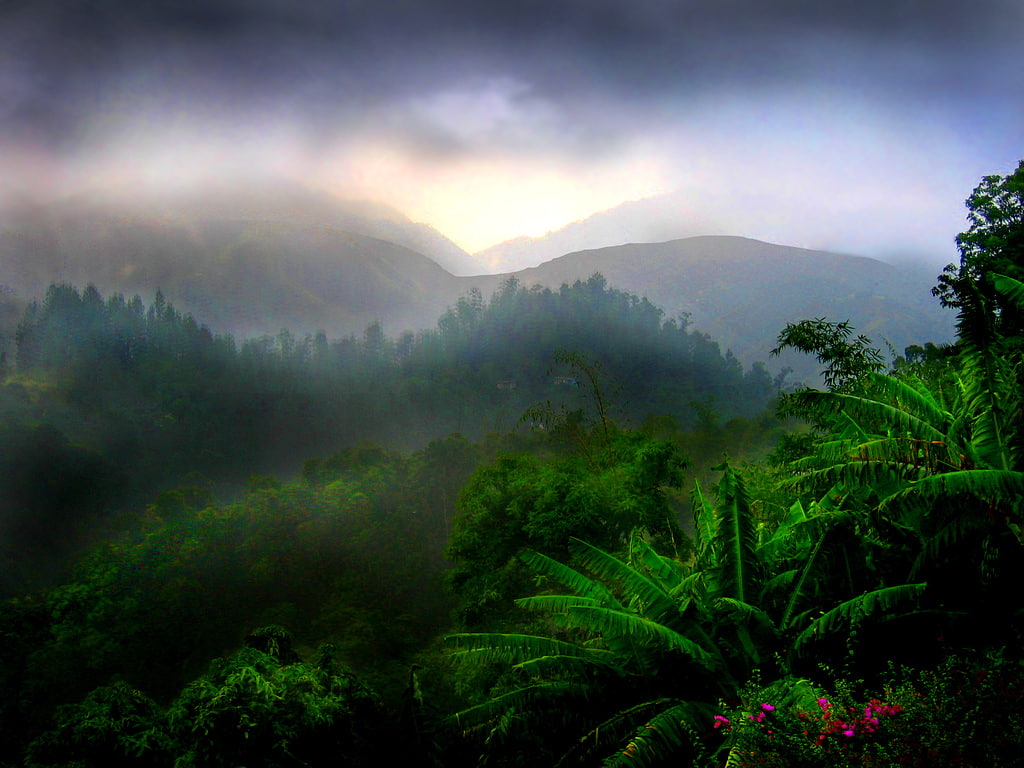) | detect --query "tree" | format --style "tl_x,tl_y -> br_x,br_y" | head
771,318 -> 885,392
934,159 -> 1024,342
167,632 -> 385,768
446,431 -> 687,627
